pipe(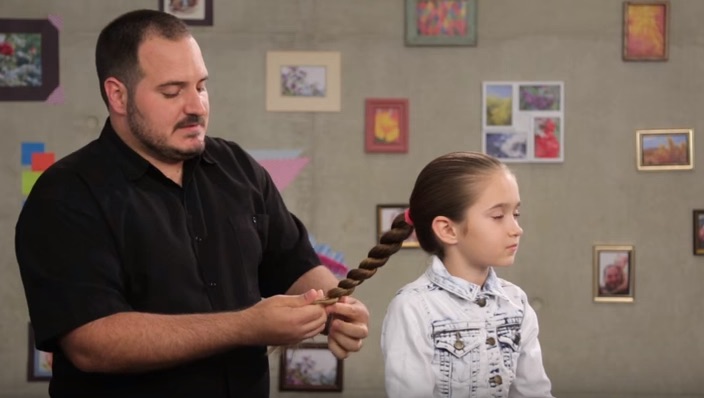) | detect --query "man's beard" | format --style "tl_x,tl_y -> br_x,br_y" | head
126,97 -> 205,162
